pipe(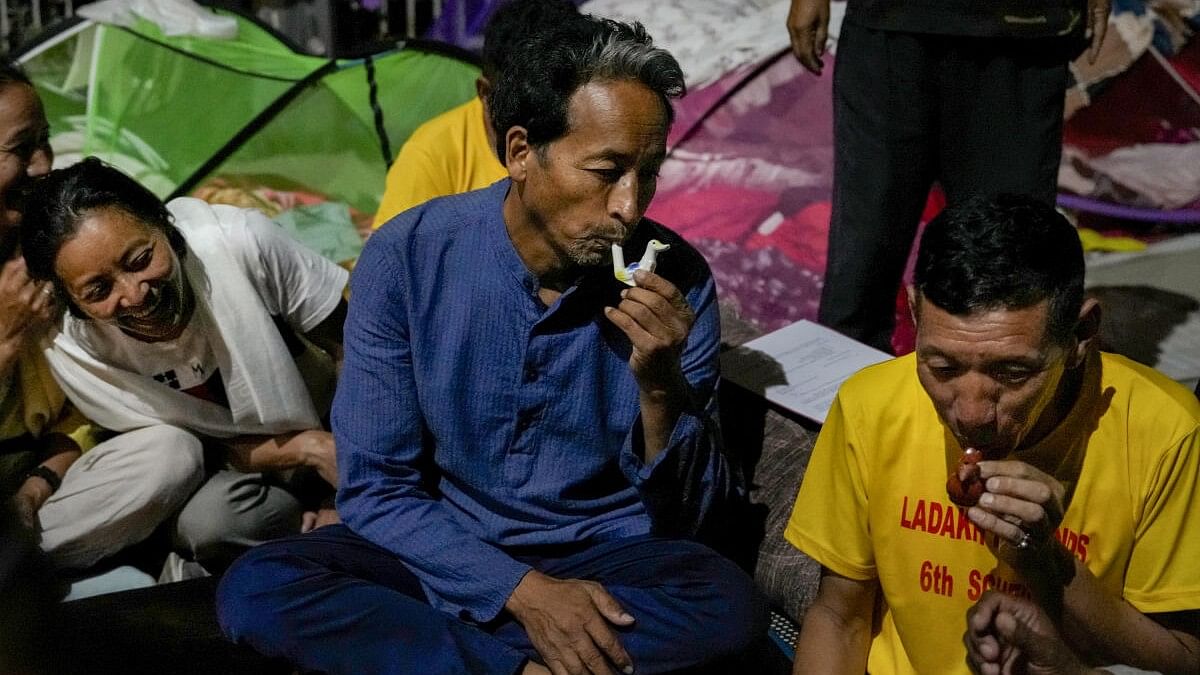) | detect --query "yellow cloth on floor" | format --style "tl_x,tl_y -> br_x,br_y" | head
1078,226 -> 1146,252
